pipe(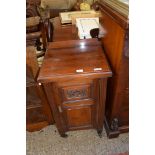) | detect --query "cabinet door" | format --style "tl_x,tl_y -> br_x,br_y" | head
59,84 -> 96,130
63,100 -> 96,130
